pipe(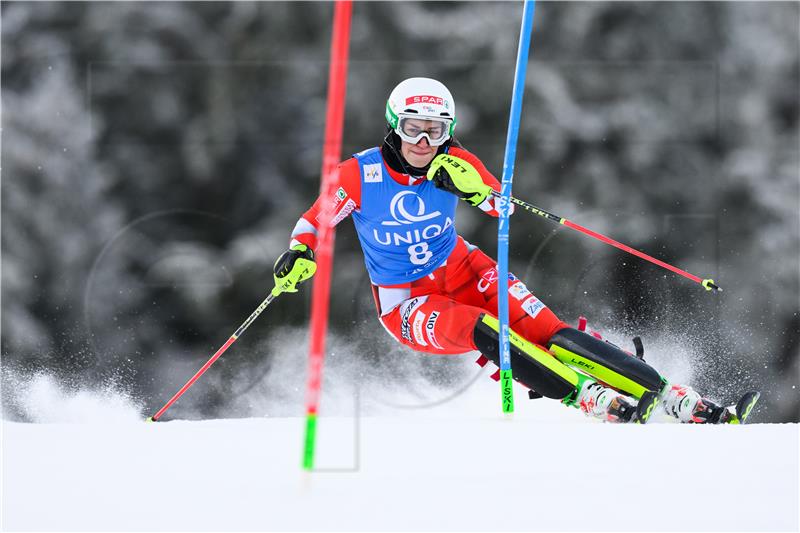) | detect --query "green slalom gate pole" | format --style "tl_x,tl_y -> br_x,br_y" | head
497,0 -> 537,415
491,191 -> 721,292
302,0 -> 352,471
